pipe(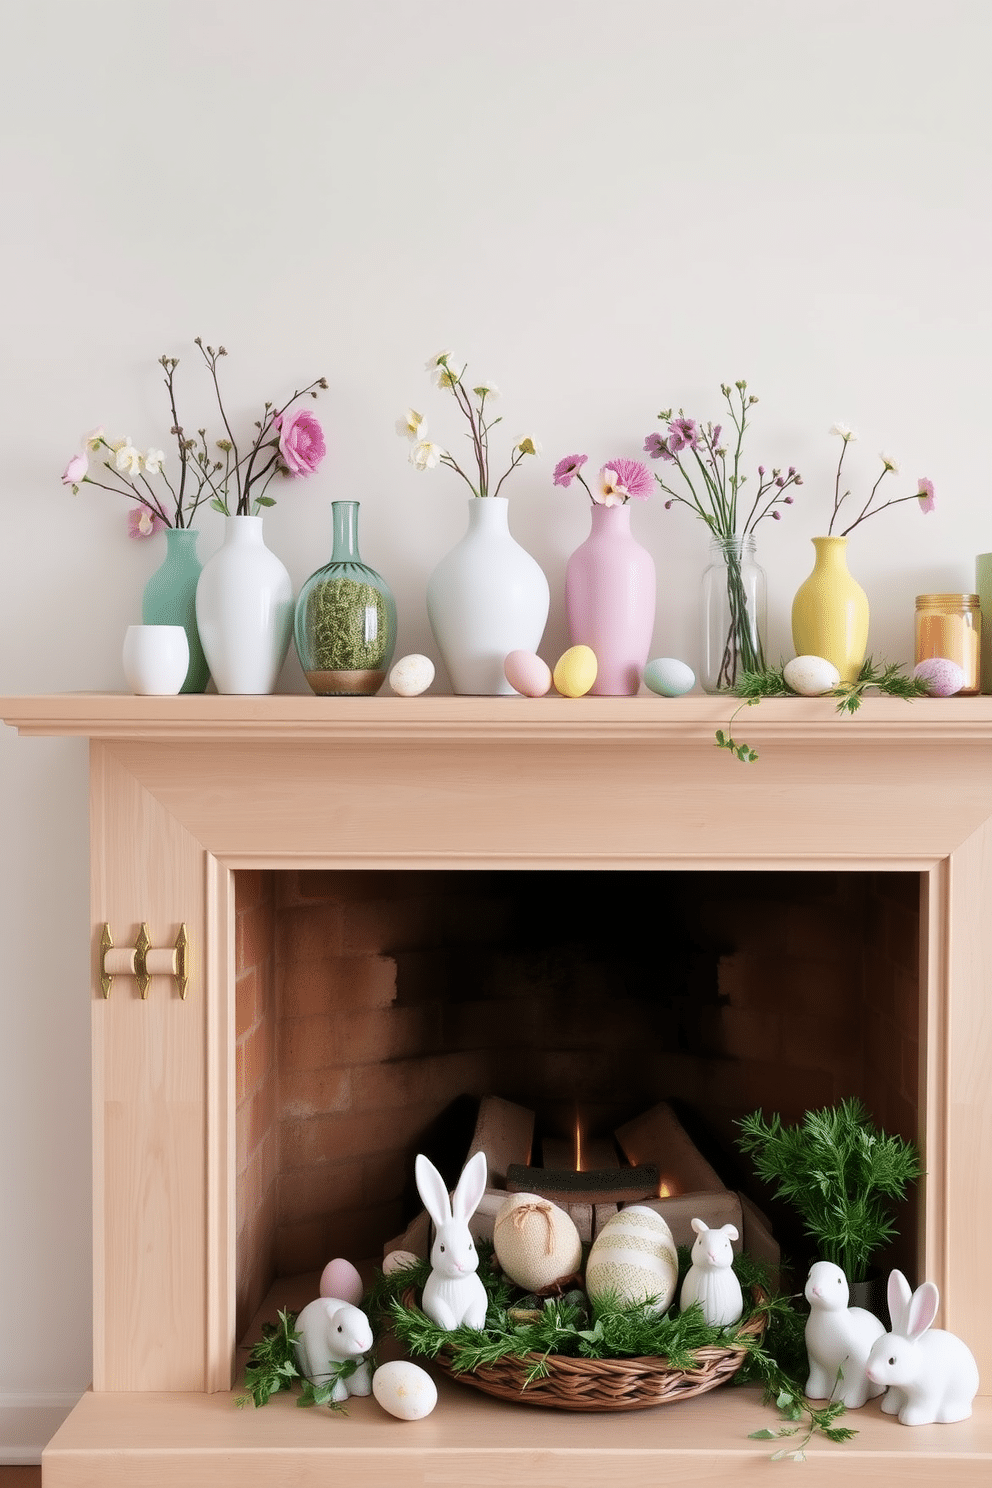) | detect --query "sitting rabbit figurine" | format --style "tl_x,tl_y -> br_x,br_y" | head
865,1269 -> 979,1425
294,1297 -> 374,1403
415,1149 -> 489,1331
804,1260 -> 886,1408
679,1218 -> 743,1327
